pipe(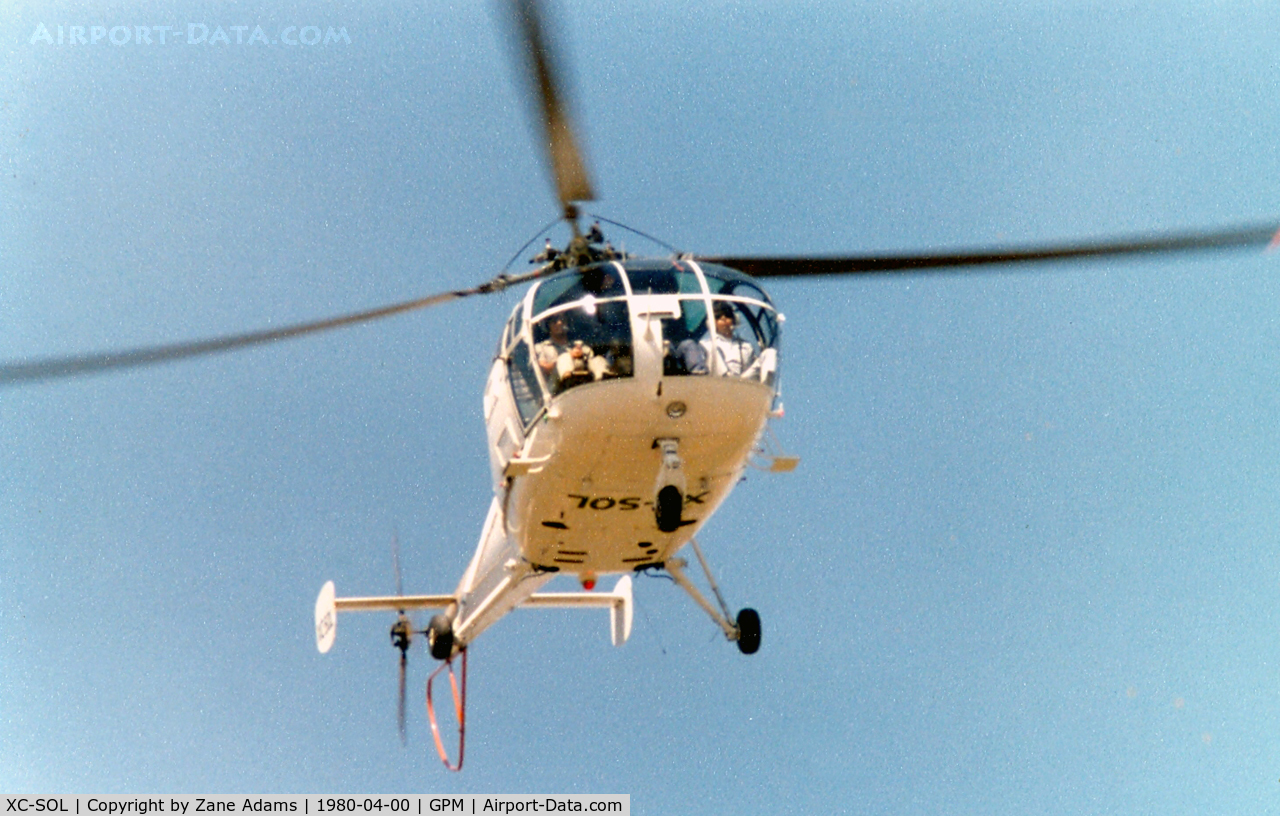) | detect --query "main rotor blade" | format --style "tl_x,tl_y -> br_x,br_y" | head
0,290 -> 461,386
0,265 -> 552,387
504,0 -> 596,209
699,221 -> 1280,279
392,531 -> 404,601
